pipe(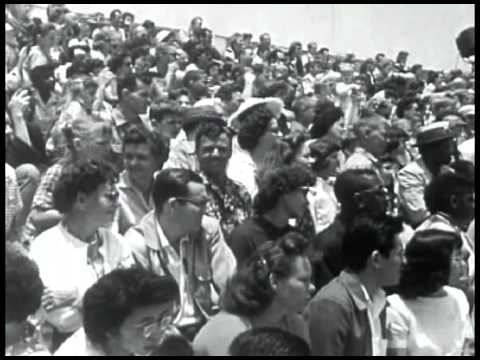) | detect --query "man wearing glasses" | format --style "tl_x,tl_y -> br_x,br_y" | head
55,268 -> 188,356
311,168 -> 412,292
125,168 -> 236,337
